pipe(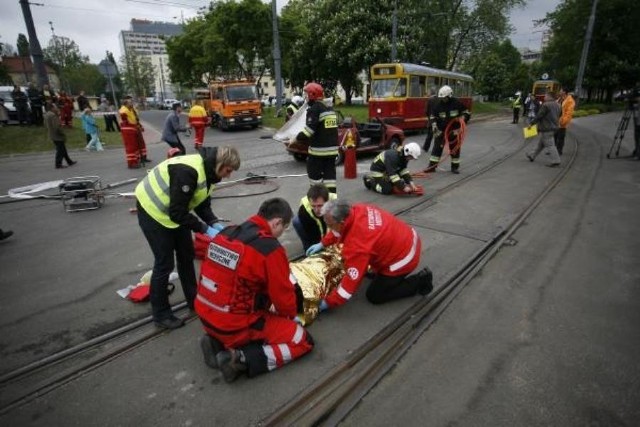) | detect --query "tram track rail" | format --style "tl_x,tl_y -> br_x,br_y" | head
261,138 -> 578,426
0,131 -> 539,416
